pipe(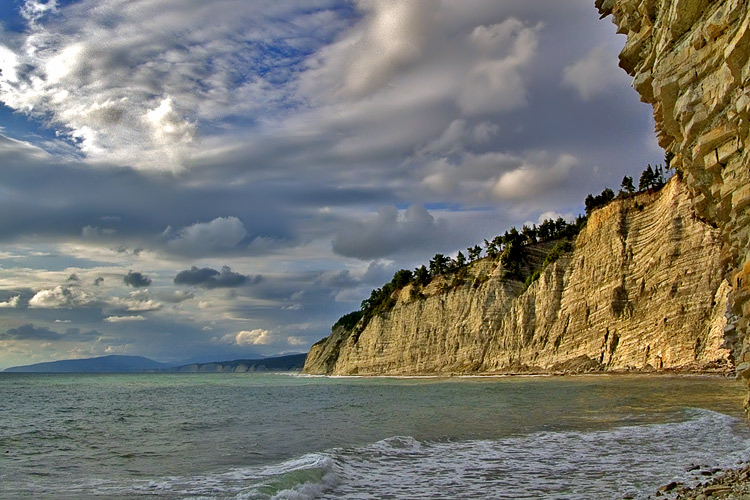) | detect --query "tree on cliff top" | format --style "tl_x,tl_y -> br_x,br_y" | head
620,176 -> 635,195
467,245 -> 482,262
414,265 -> 430,287
585,188 -> 615,215
429,254 -> 450,277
